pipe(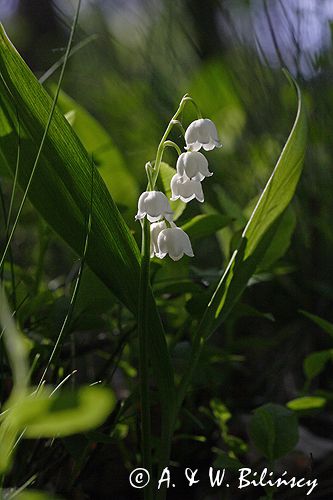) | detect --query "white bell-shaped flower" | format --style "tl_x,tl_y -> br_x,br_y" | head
170,173 -> 204,203
156,224 -> 194,261
135,191 -> 173,222
176,151 -> 213,181
185,118 -> 221,152
150,221 -> 167,257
